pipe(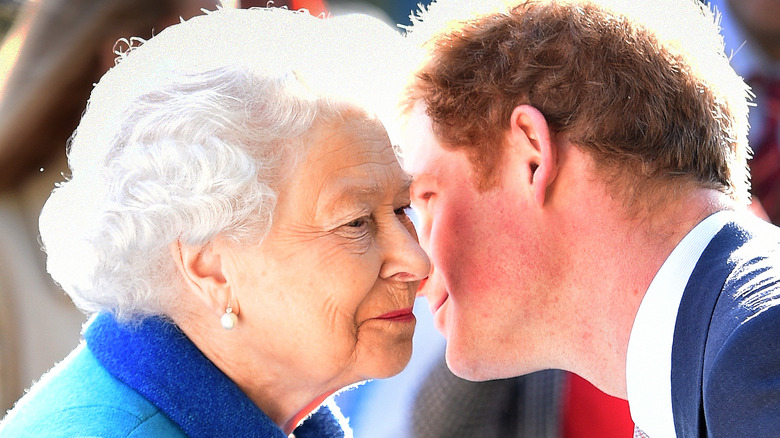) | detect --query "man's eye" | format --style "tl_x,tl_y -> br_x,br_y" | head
411,191 -> 434,208
418,192 -> 434,201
